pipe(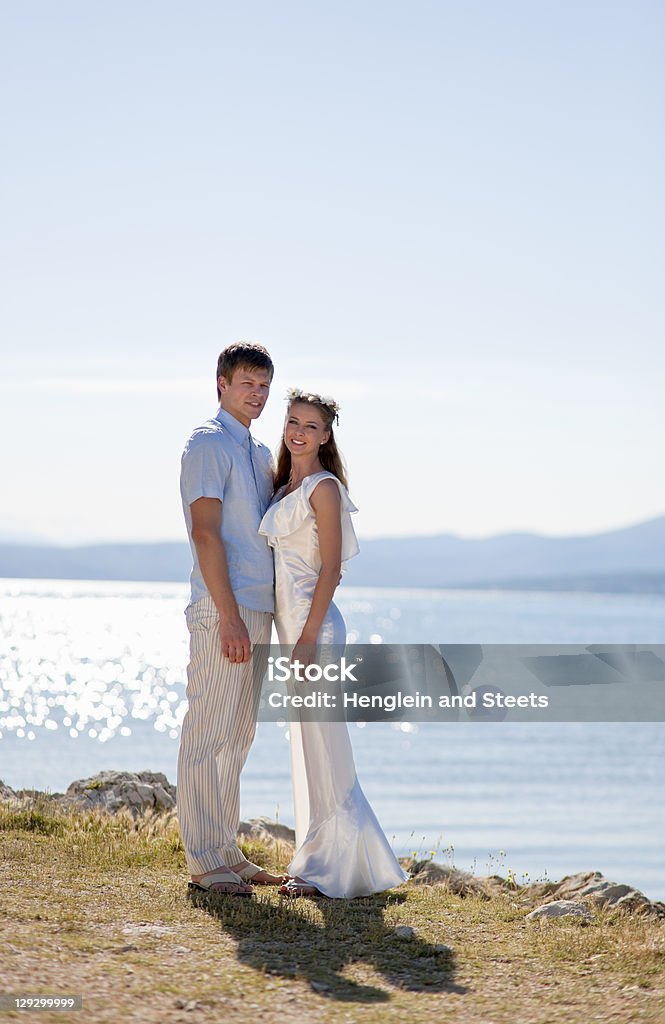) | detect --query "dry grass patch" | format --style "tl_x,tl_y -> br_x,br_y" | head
1,801 -> 664,1023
